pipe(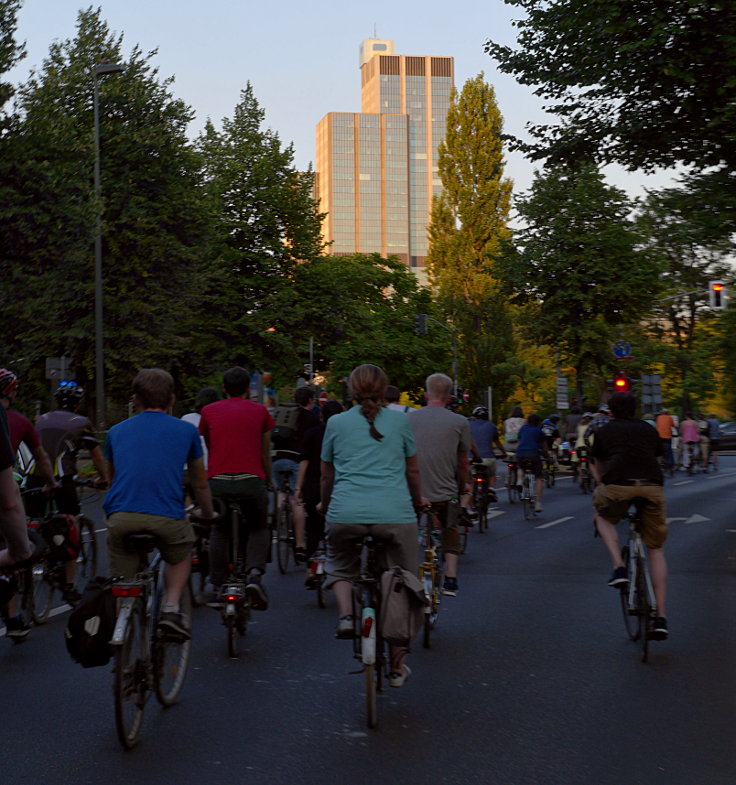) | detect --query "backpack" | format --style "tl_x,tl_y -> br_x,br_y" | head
379,566 -> 428,646
64,577 -> 116,668
40,513 -> 80,562
270,403 -> 301,451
